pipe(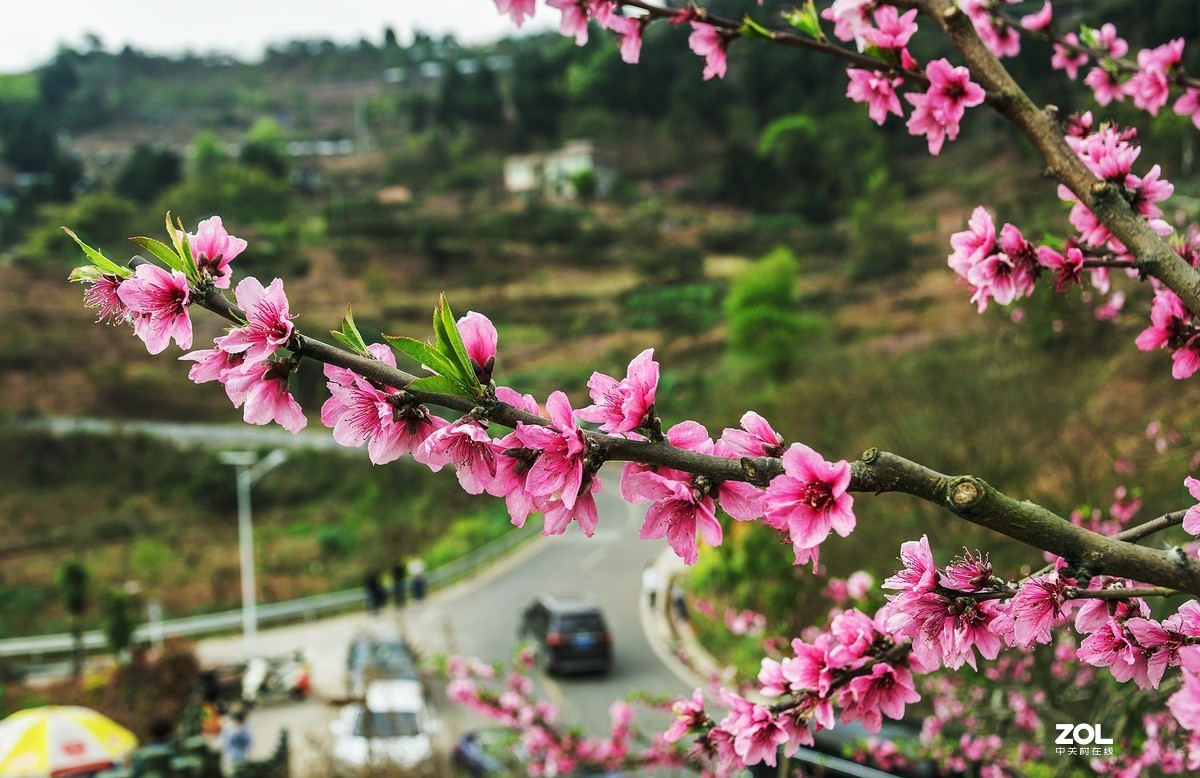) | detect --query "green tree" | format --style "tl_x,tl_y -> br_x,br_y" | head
36,53 -> 80,109
189,131 -> 228,180
848,169 -> 917,281
114,144 -> 182,205
724,247 -> 821,379
101,590 -> 136,660
56,561 -> 89,679
20,192 -> 139,264
239,118 -> 289,179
